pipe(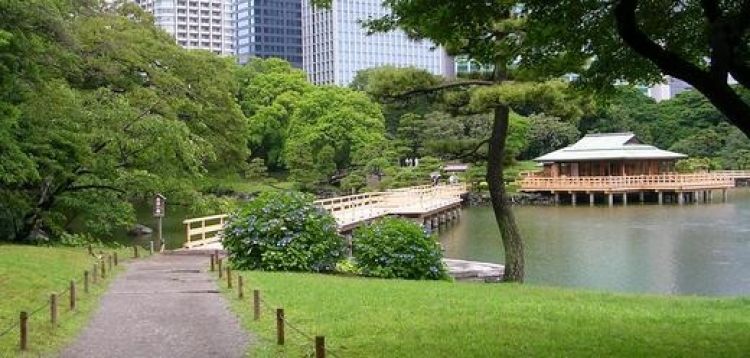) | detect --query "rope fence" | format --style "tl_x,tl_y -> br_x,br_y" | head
210,251 -> 342,358
0,244 -> 152,352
